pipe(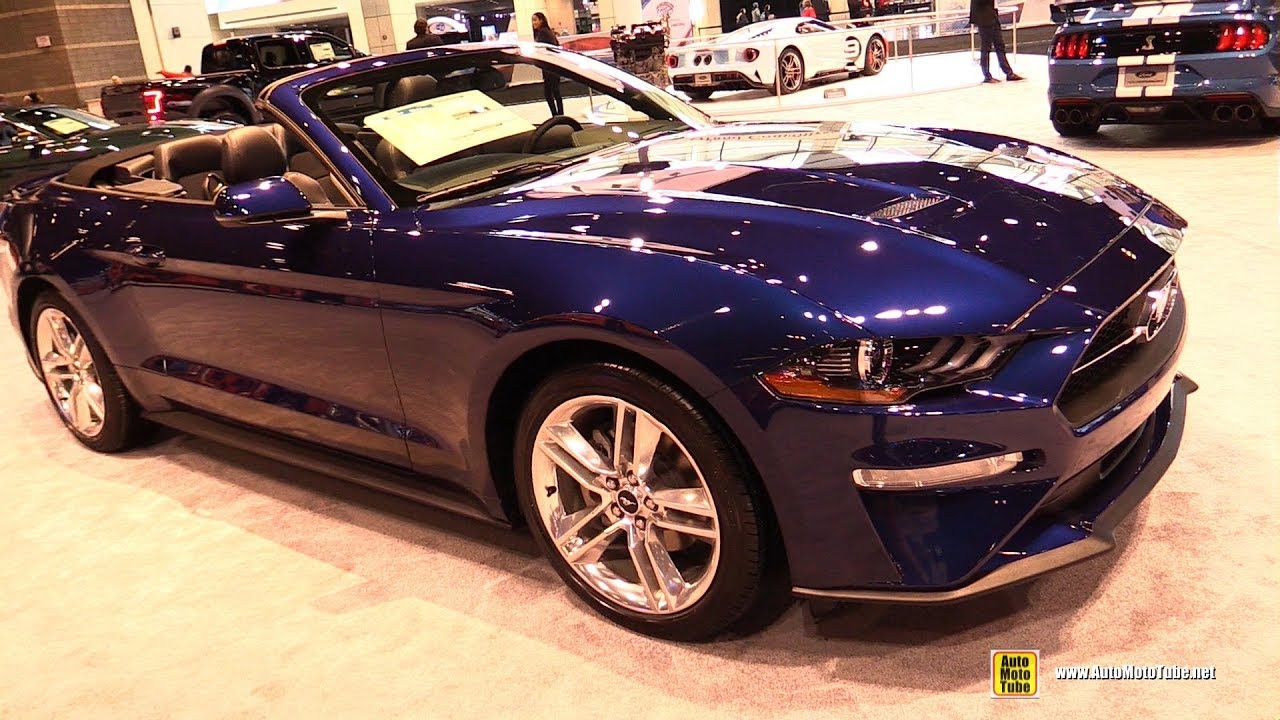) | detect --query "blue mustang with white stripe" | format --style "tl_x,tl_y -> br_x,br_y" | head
1047,0 -> 1279,135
